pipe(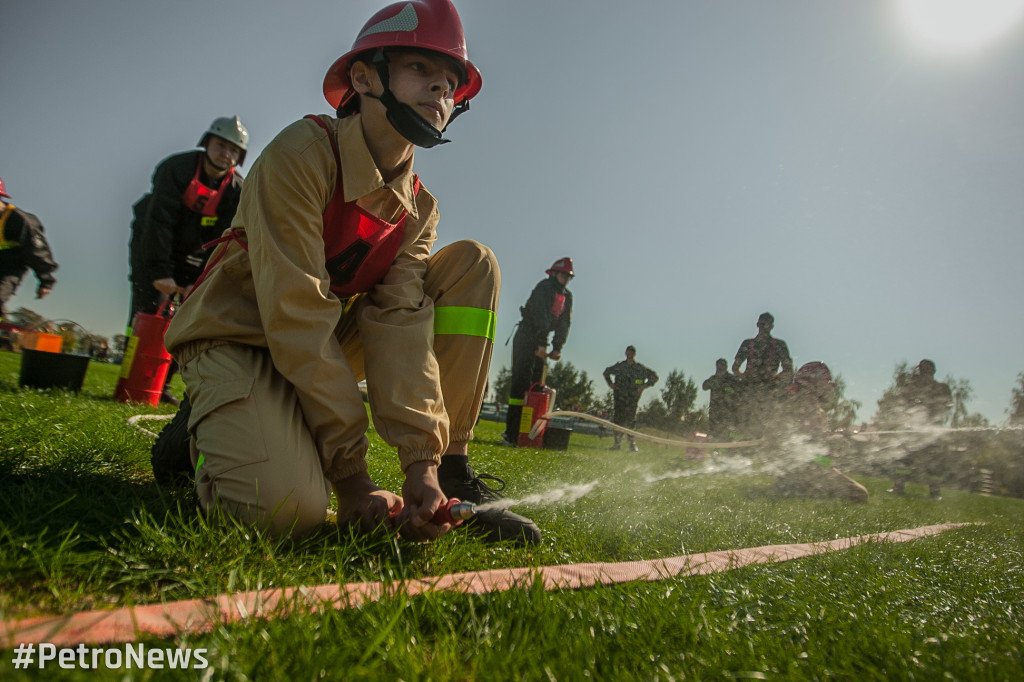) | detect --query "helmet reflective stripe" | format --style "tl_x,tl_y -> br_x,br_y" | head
359,2 -> 419,38
433,306 -> 496,341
